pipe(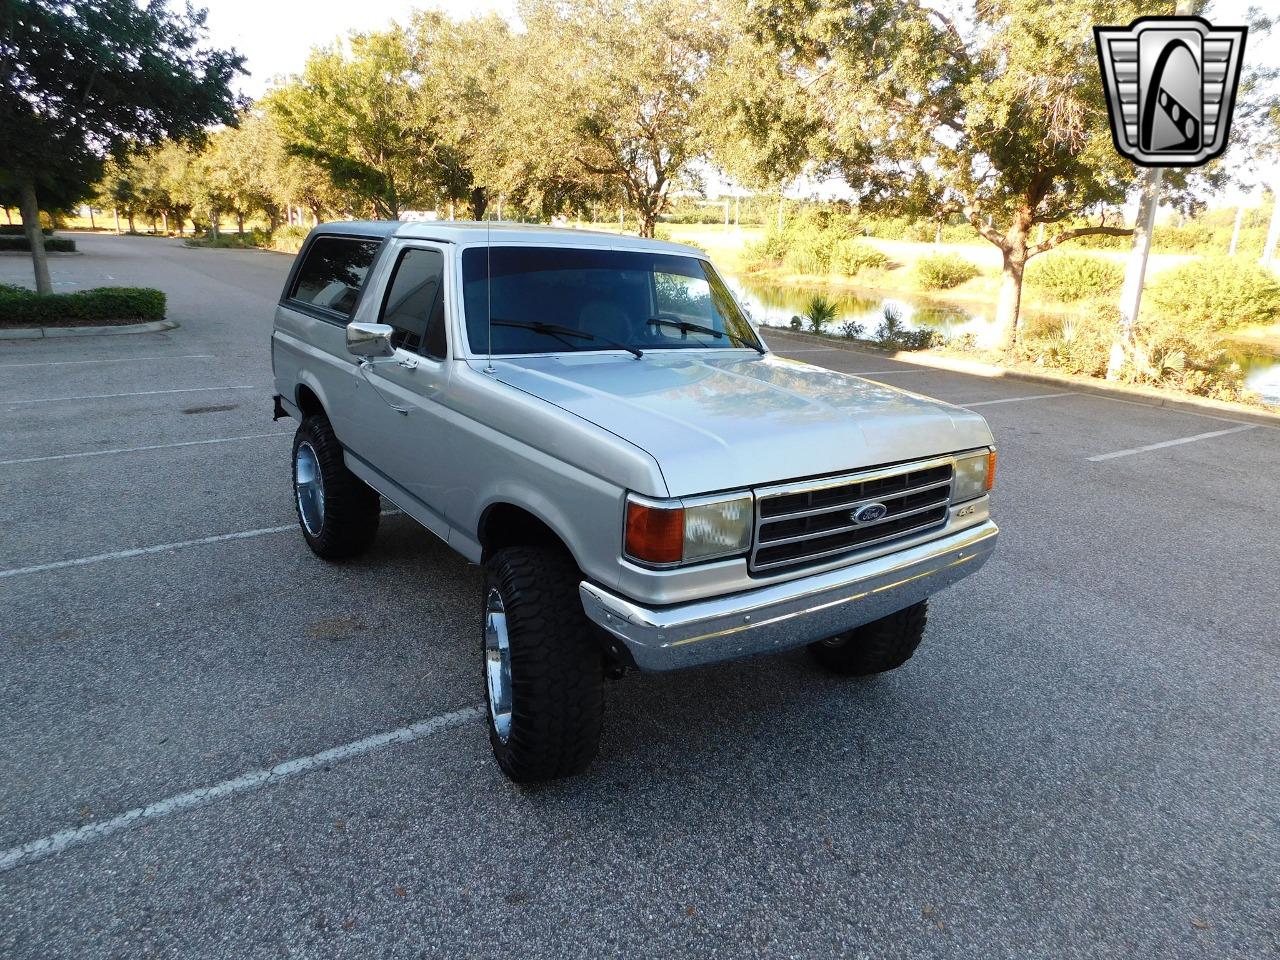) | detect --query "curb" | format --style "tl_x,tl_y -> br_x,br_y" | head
765,328 -> 1280,428
0,319 -> 179,341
